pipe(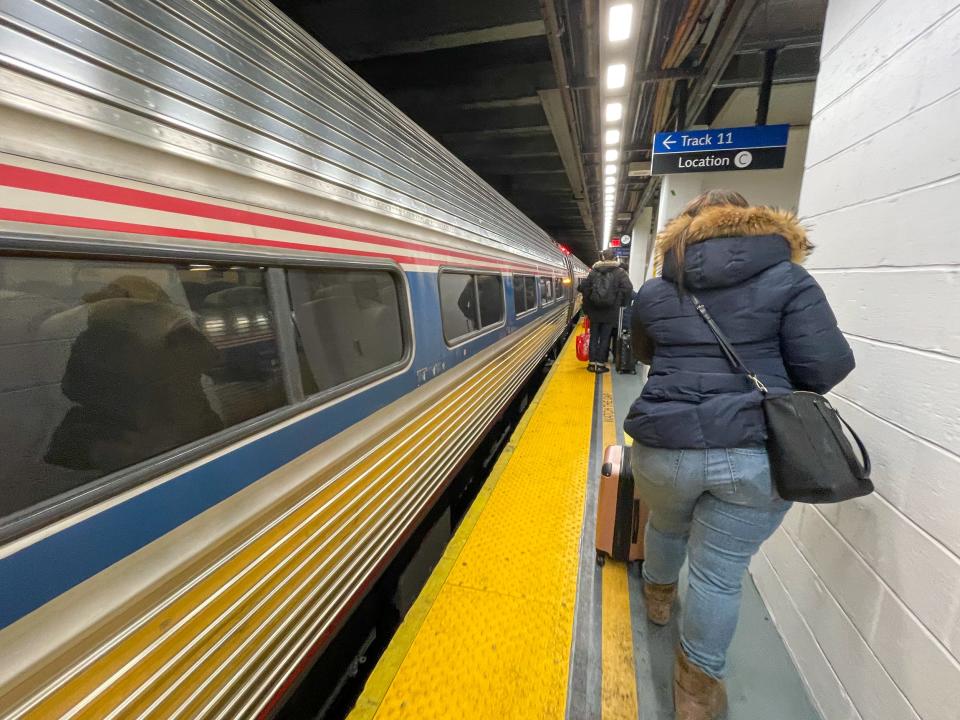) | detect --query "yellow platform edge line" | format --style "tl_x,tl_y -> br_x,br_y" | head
599,371 -> 640,720
347,327 -> 576,720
